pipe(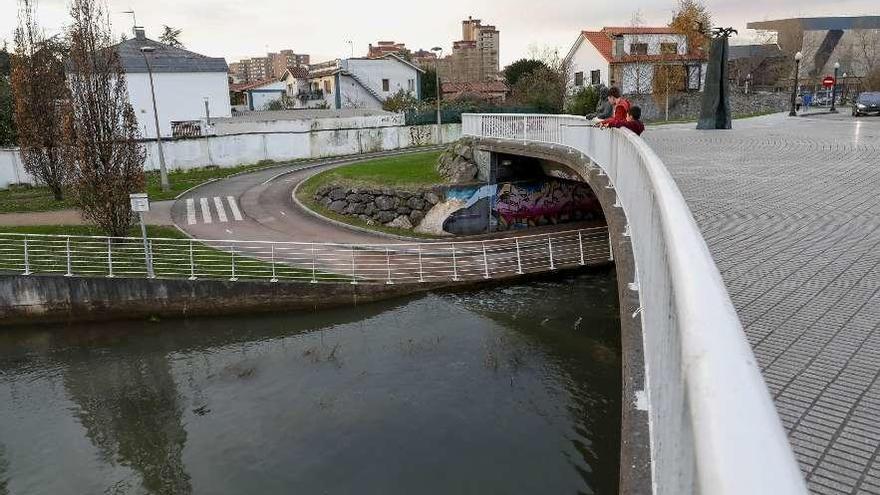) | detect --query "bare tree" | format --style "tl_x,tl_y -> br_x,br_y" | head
12,0 -> 70,200
66,0 -> 145,237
